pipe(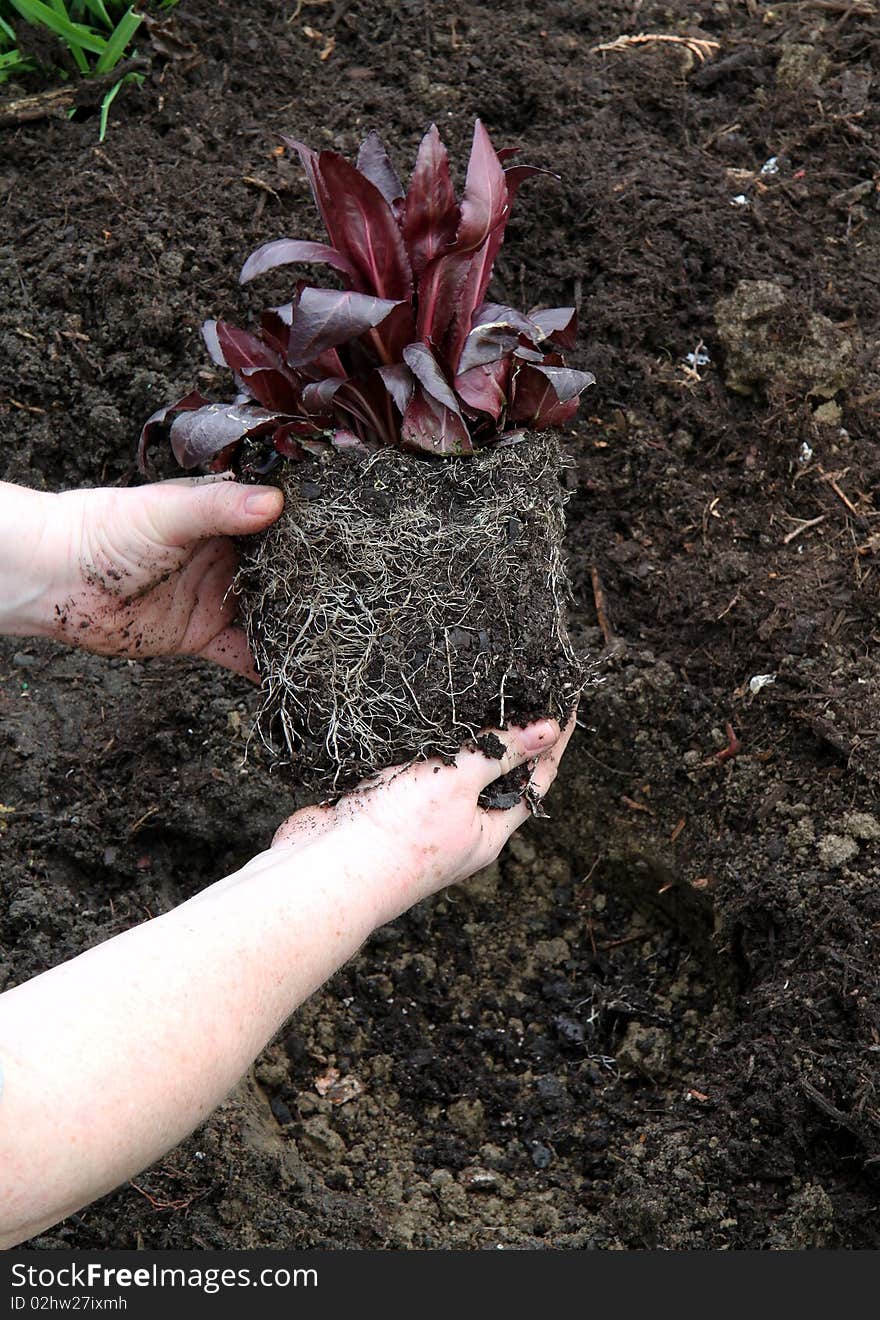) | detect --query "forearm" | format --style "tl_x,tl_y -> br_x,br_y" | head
0,481 -> 67,639
0,823 -> 394,1248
